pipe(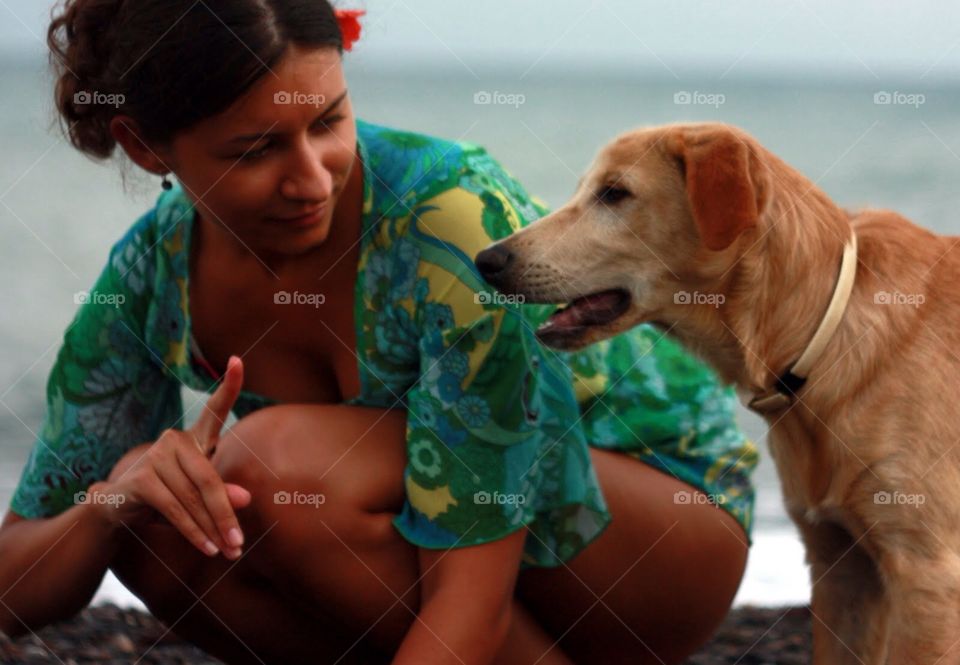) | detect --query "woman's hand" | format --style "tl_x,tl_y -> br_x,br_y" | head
88,356 -> 251,559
